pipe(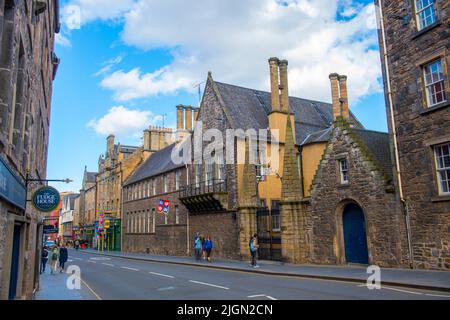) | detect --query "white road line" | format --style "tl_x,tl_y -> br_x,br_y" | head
189,280 -> 229,290
88,261 -> 96,264
425,293 -> 450,298
382,286 -> 423,295
121,267 -> 139,272
149,272 -> 174,279
247,294 -> 278,300
74,258 -> 82,261
102,263 -> 115,267
157,286 -> 175,291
